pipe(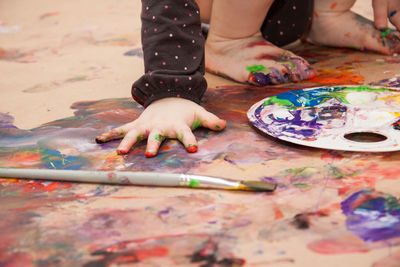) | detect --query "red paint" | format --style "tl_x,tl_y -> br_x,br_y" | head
307,68 -> 364,85
135,246 -> 169,261
307,236 -> 370,254
160,145 -> 171,151
337,175 -> 377,195
273,206 -> 284,220
255,54 -> 274,61
186,144 -> 198,153
246,40 -> 273,48
330,2 -> 338,9
117,149 -> 127,155
0,179 -> 73,194
145,151 -> 156,158
39,12 -> 60,20
320,151 -> 344,162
